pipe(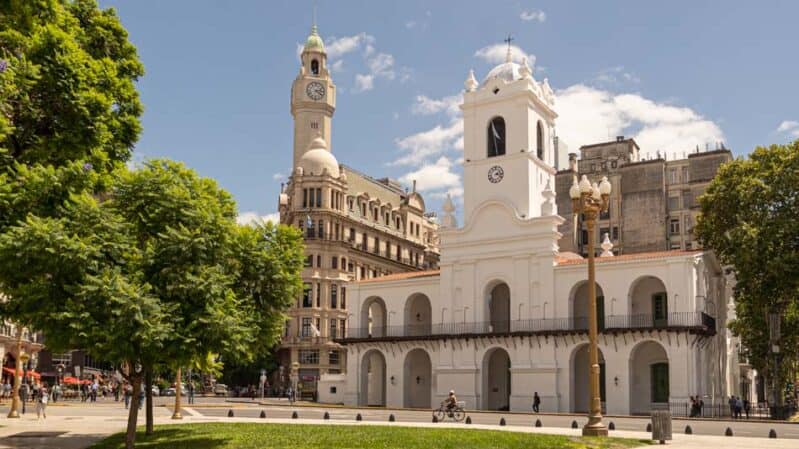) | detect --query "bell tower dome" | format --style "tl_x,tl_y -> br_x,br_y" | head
460,44 -> 558,222
291,21 -> 337,169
